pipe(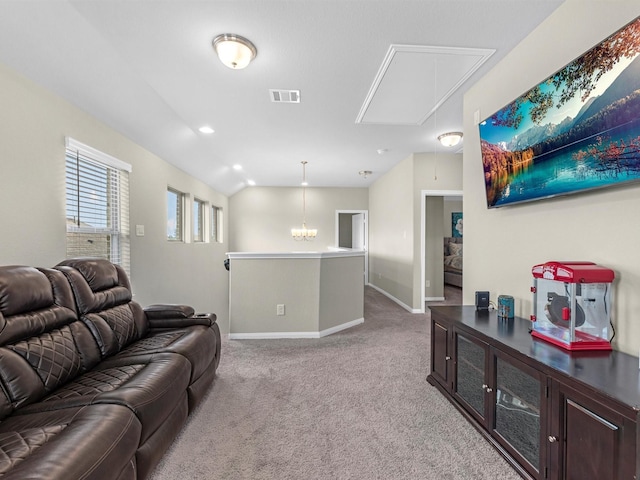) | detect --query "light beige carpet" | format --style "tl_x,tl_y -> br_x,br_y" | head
149,286 -> 521,480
